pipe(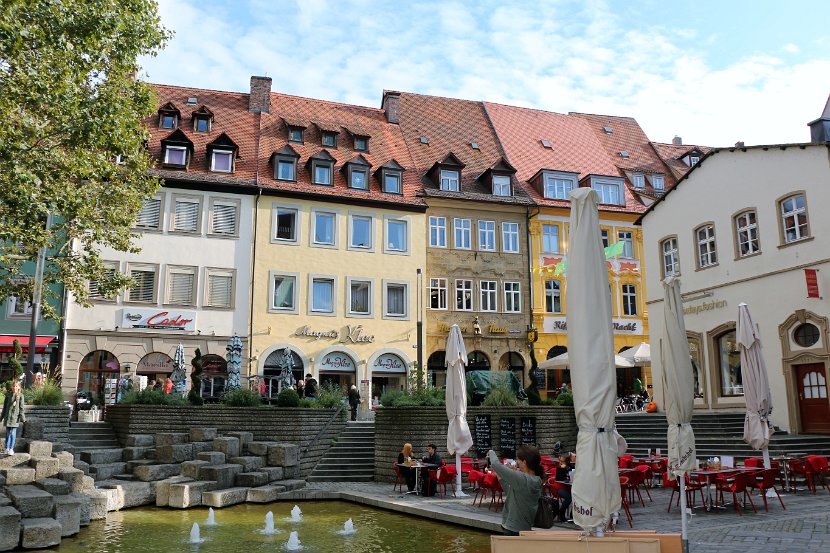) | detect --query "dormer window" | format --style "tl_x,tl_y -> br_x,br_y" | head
271,145 -> 300,182
478,158 -> 516,198
161,114 -> 177,129
288,127 -> 304,143
343,154 -> 371,191
588,175 -> 625,206
428,152 -> 465,192
160,129 -> 193,169
191,105 -> 213,133
492,175 -> 511,196
440,169 -> 459,191
535,170 -> 577,200
354,136 -> 368,152
164,146 -> 187,166
652,174 -> 665,191
632,173 -> 645,189
210,150 -> 233,173
322,132 -> 337,148
375,159 -> 404,195
690,155 -> 700,166
158,102 -> 181,130
307,150 -> 336,186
